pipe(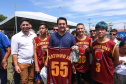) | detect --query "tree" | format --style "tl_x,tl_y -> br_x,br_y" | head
108,22 -> 112,26
0,14 -> 7,22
